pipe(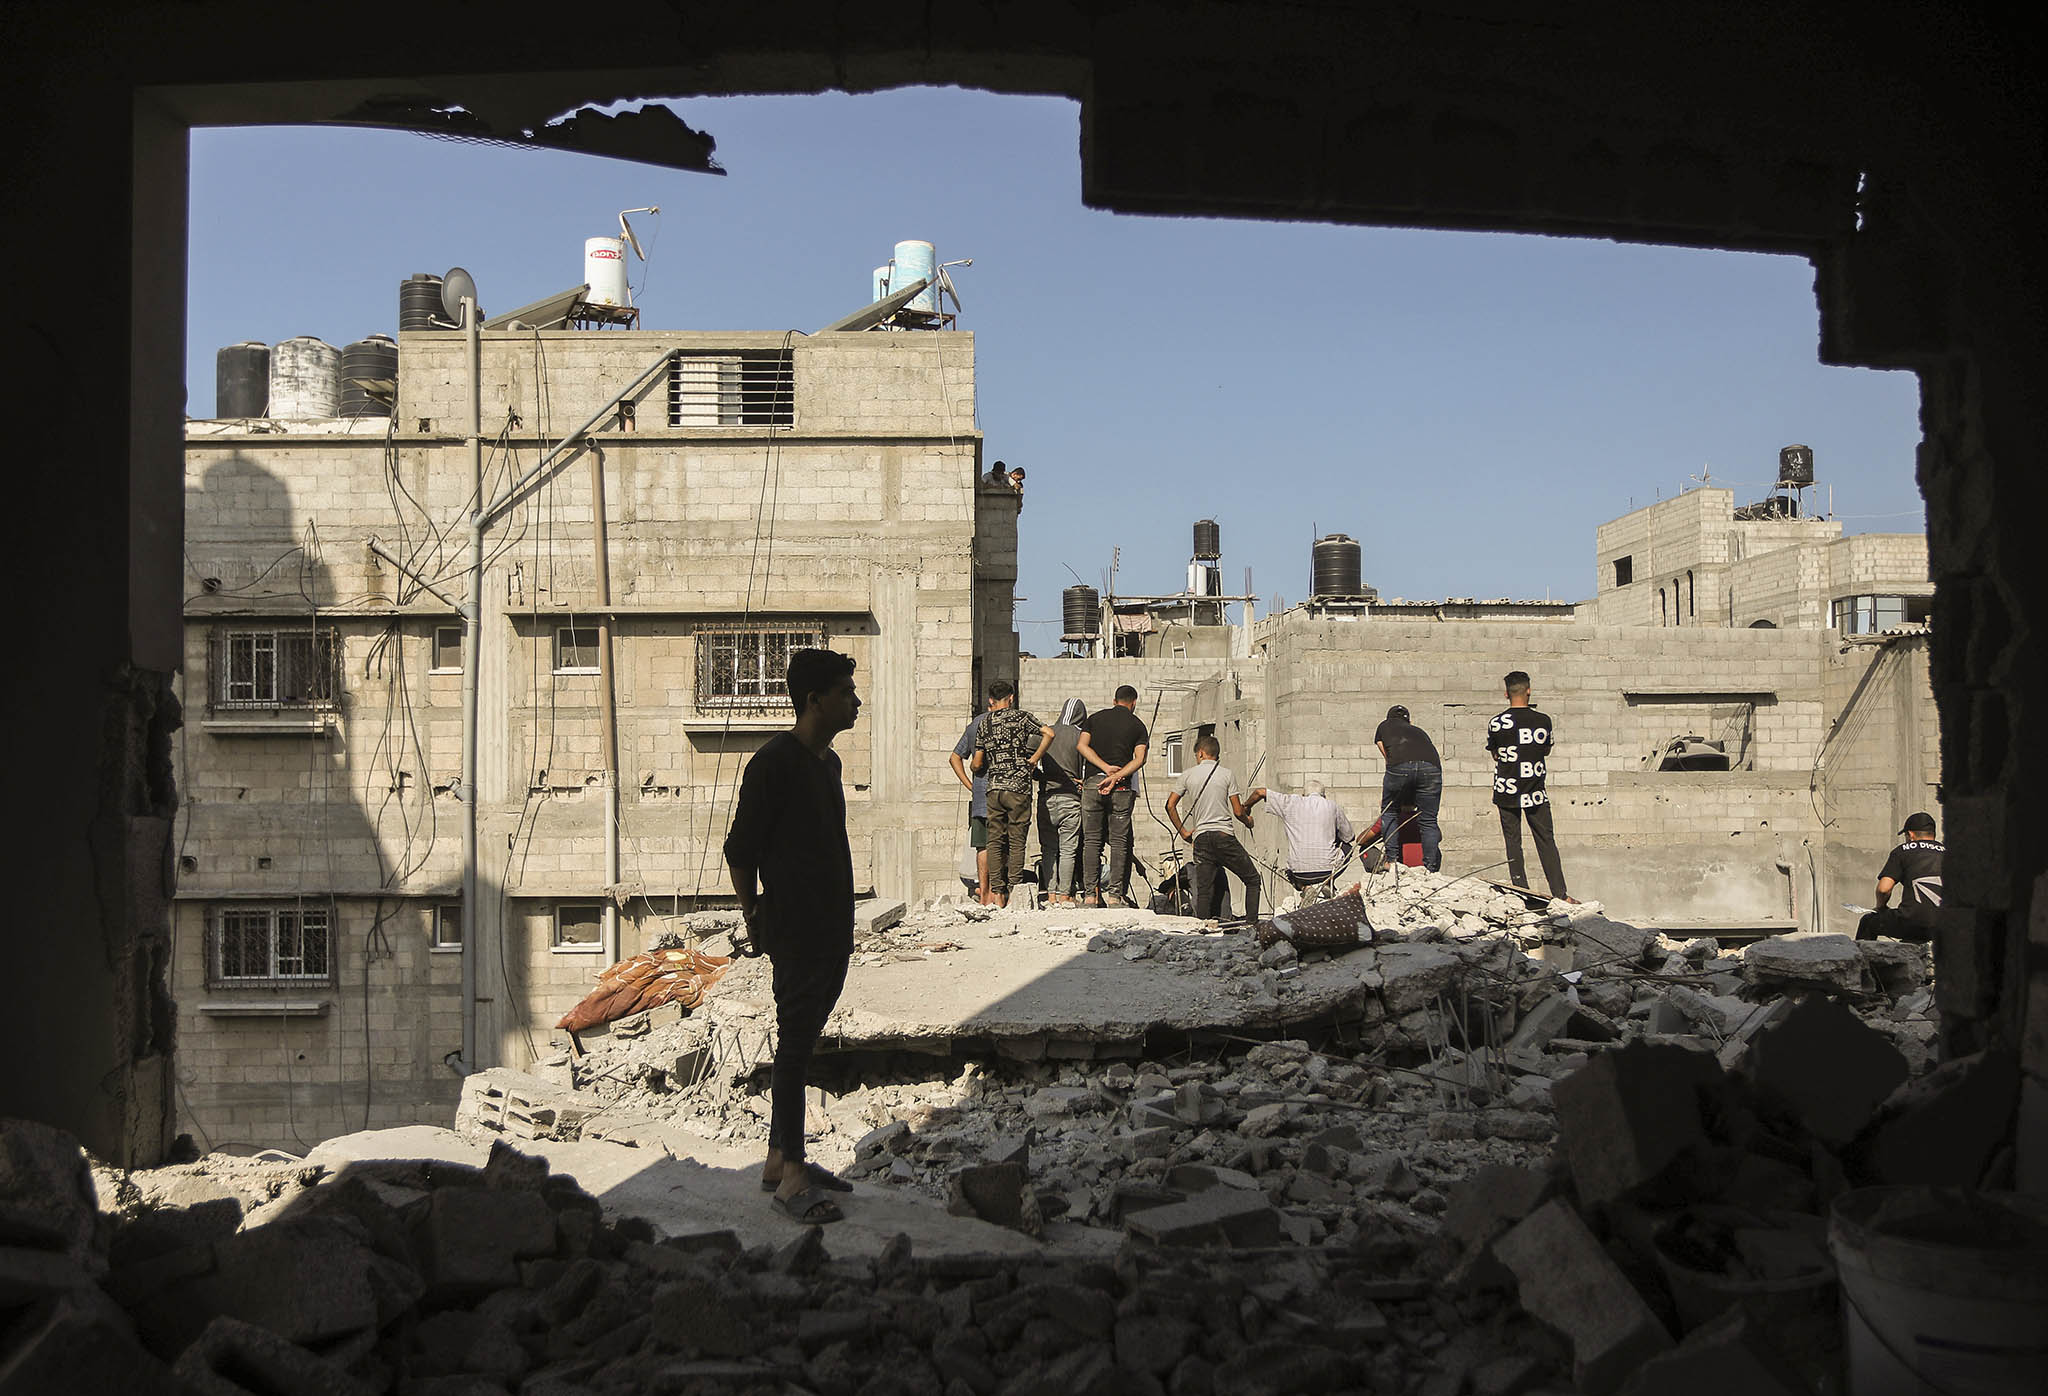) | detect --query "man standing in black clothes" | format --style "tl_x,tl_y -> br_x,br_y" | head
1077,684 -> 1150,907
1373,704 -> 1444,872
724,648 -> 861,1225
971,680 -> 1054,907
1486,671 -> 1572,902
1859,812 -> 1943,942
